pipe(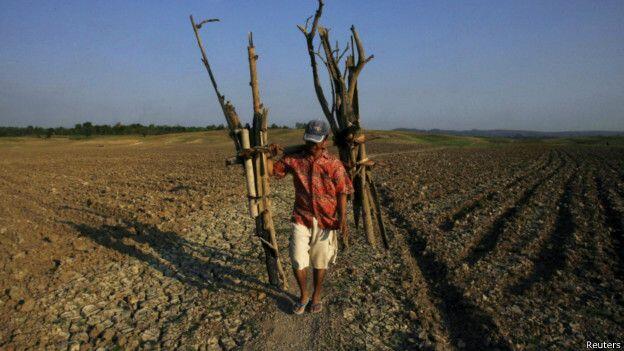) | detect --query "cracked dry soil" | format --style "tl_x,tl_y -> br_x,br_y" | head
1,132 -> 623,350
